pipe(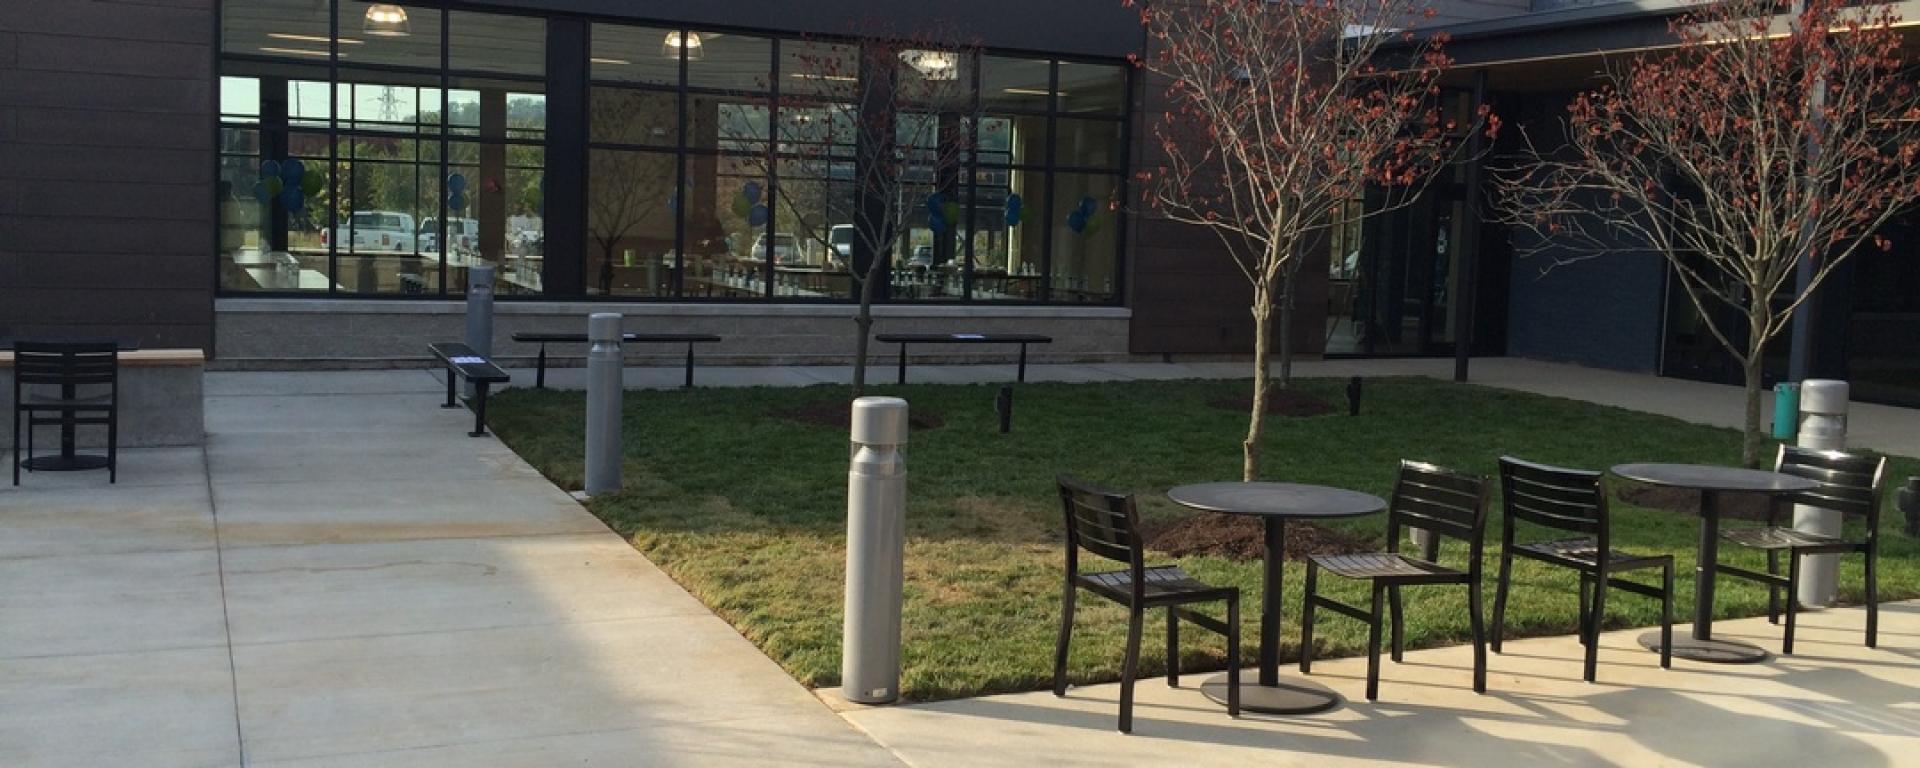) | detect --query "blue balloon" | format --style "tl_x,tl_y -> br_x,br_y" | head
747,204 -> 768,227
1068,210 -> 1088,234
1004,194 -> 1024,227
280,186 -> 305,215
253,181 -> 273,204
1078,196 -> 1097,217
447,173 -> 468,194
281,159 -> 304,185
743,181 -> 763,205
260,160 -> 282,180
448,192 -> 468,211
